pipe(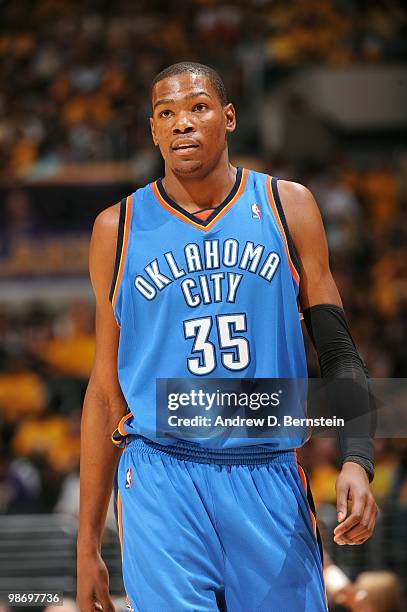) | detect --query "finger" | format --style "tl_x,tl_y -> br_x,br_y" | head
334,492 -> 366,537
96,590 -> 115,612
334,531 -> 359,545
368,506 -> 379,534
334,512 -> 361,538
354,512 -> 377,545
353,499 -> 378,540
358,505 -> 379,543
335,523 -> 368,544
77,592 -> 97,612
336,499 -> 374,542
99,598 -> 115,612
336,501 -> 378,545
350,532 -> 372,545
76,602 -> 94,612
336,482 -> 349,523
